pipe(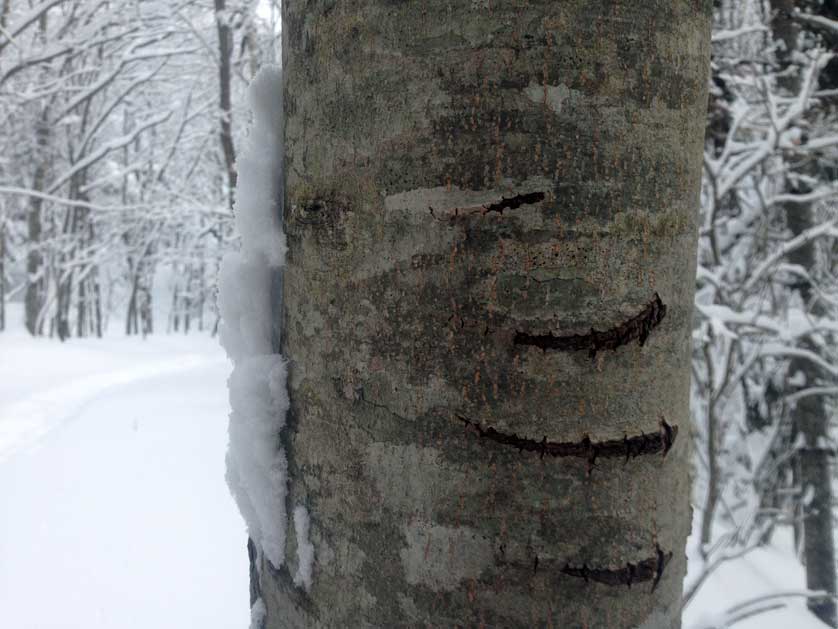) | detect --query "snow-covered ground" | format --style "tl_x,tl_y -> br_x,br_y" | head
0,304 -> 248,629
684,522 -> 830,629
0,302 -> 831,629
